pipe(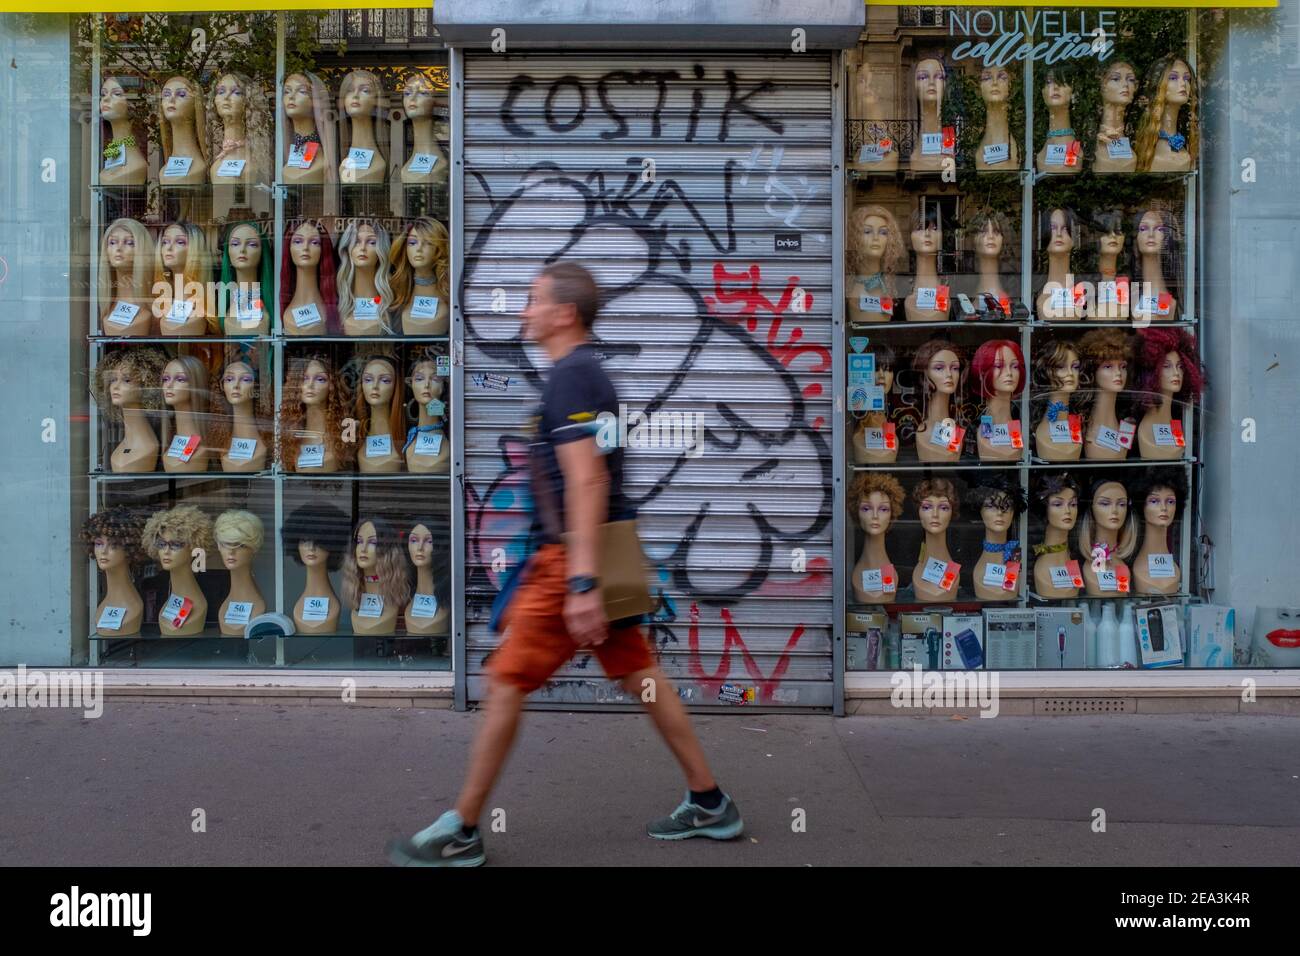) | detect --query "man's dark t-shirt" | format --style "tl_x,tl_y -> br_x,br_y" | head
528,343 -> 628,544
